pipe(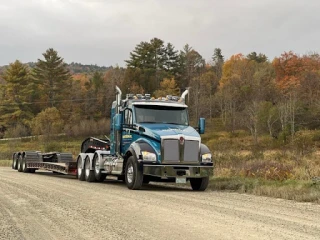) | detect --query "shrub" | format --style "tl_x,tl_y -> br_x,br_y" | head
64,118 -> 110,137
